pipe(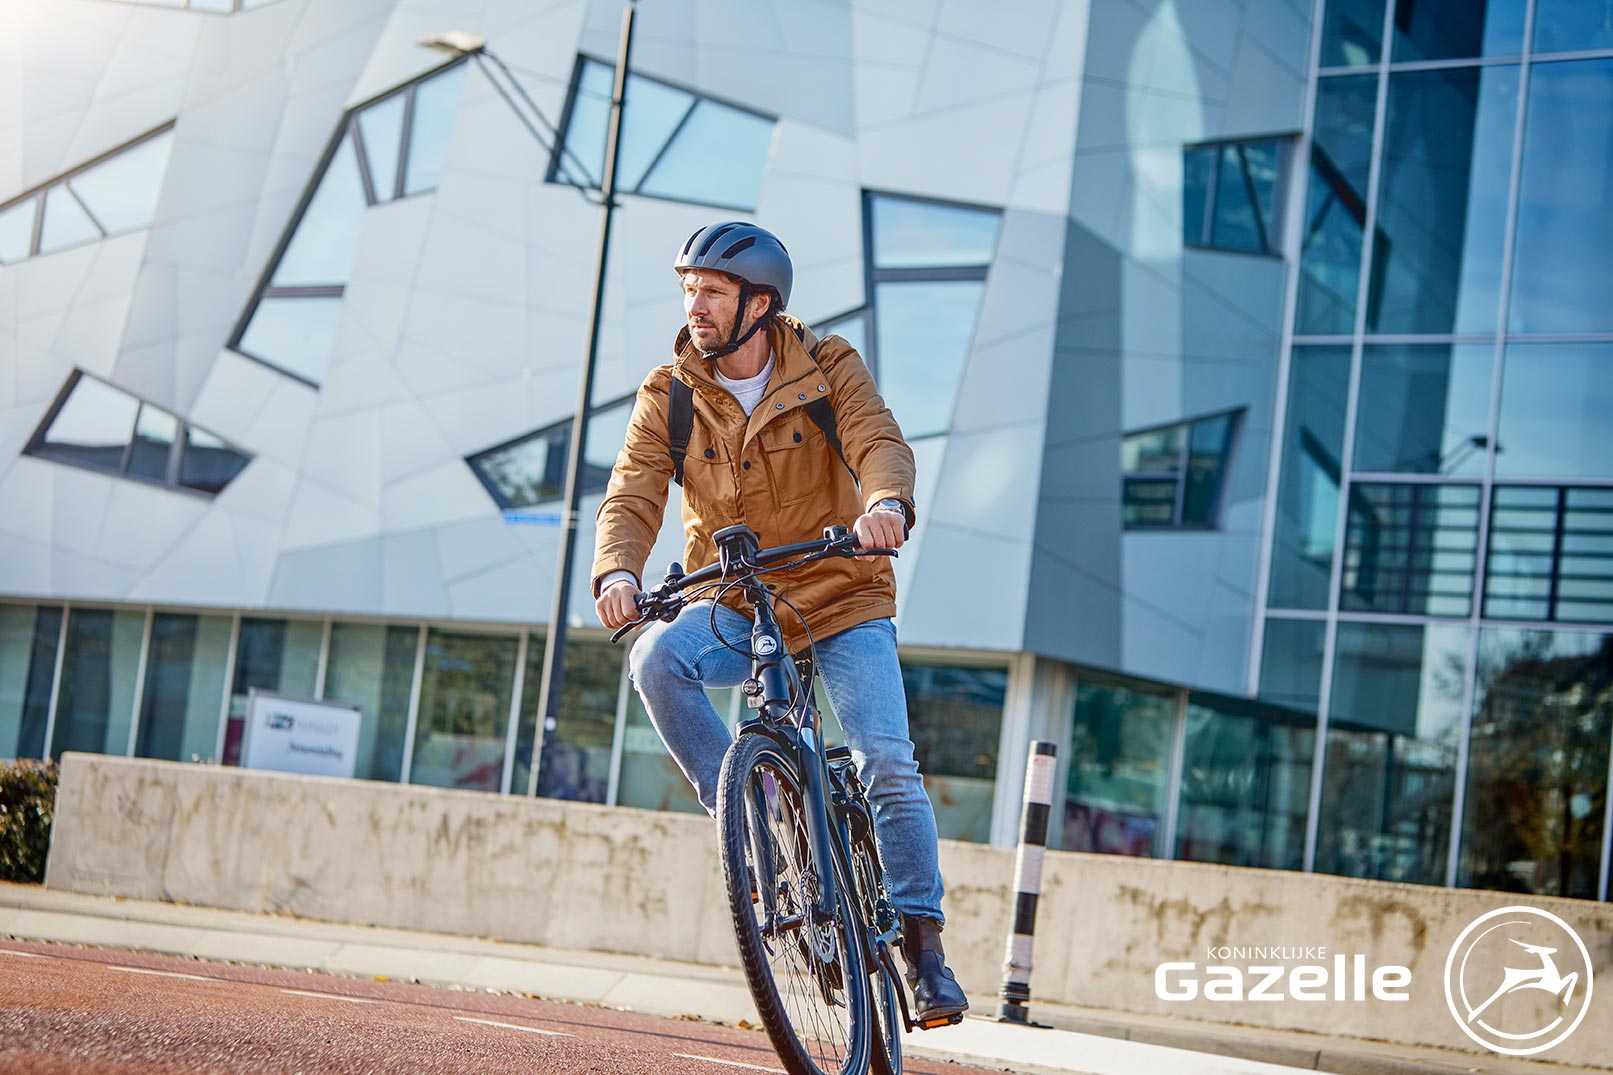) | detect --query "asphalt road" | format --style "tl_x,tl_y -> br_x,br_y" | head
0,939 -> 999,1075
